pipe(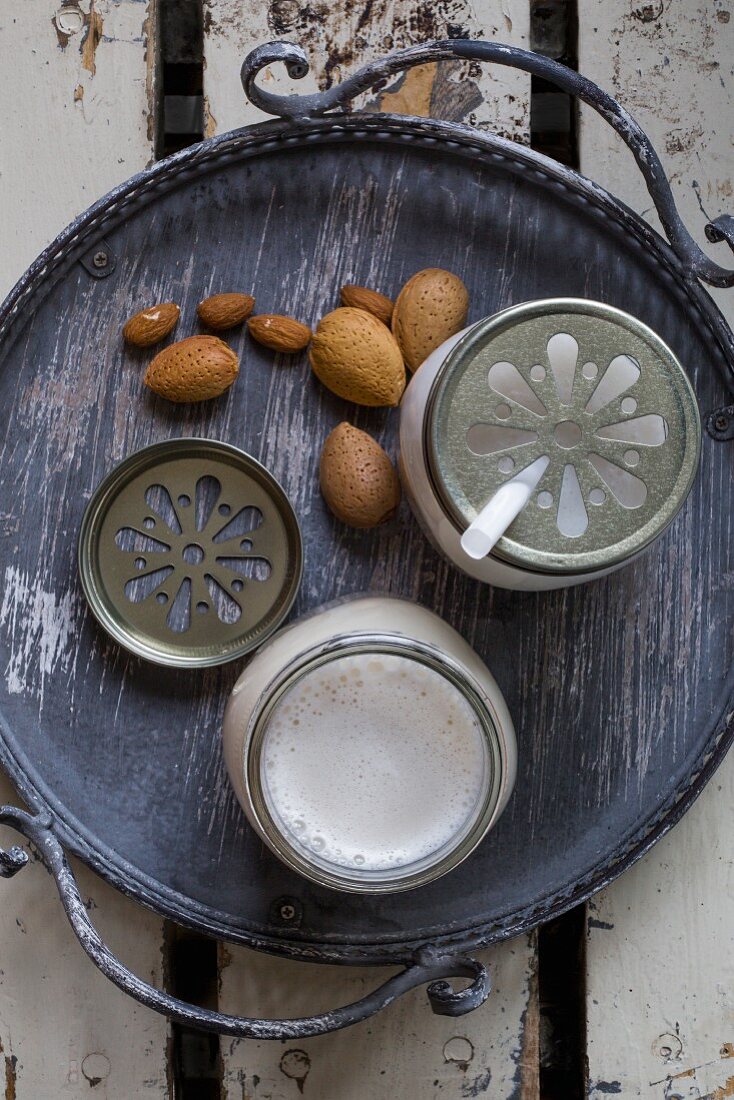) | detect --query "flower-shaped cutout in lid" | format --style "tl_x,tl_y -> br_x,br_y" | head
79,439 -> 303,666
427,299 -> 701,576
